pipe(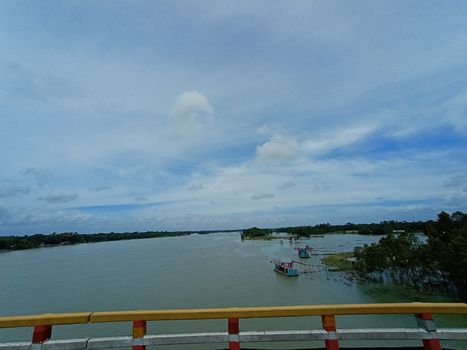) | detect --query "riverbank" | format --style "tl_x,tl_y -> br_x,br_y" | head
0,230 -> 240,253
321,252 -> 355,272
241,220 -> 427,240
